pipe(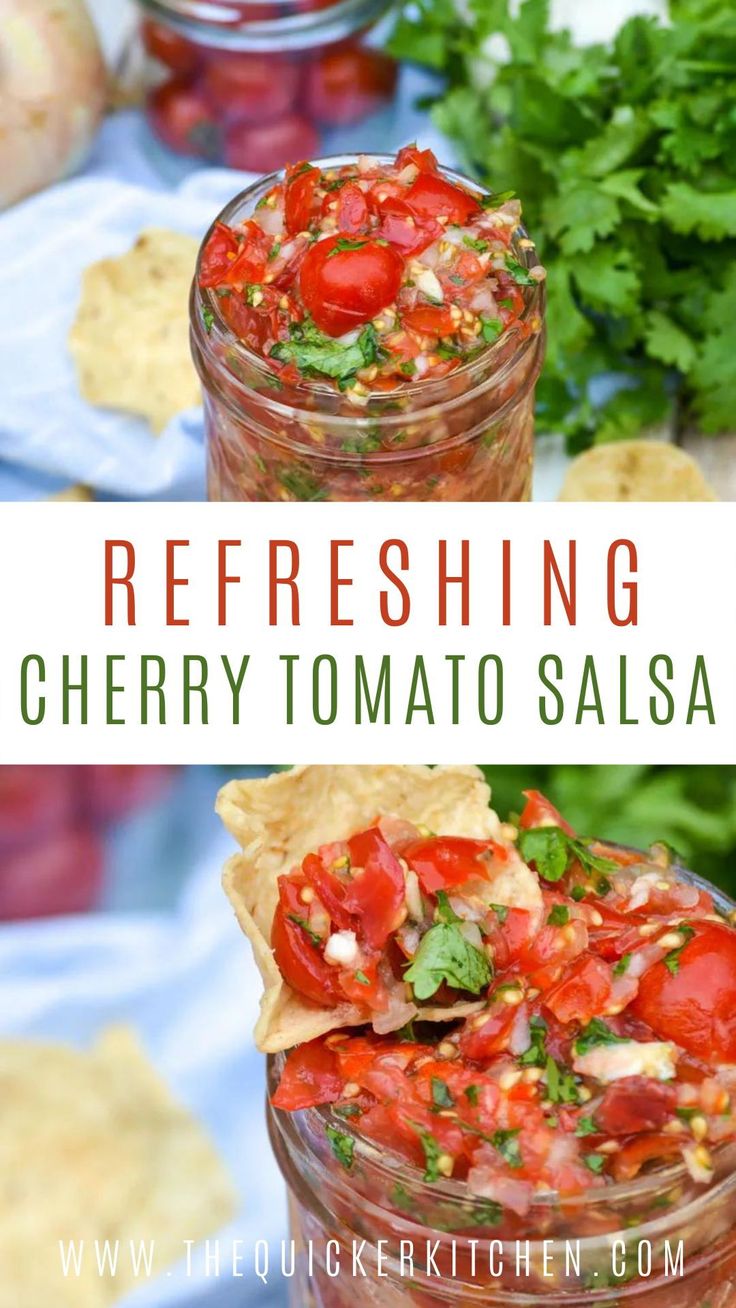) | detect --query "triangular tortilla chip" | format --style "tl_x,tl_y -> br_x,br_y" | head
217,765 -> 534,1053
